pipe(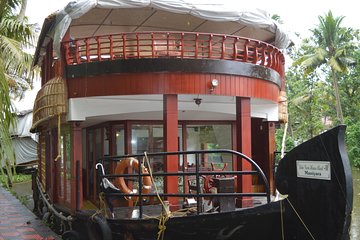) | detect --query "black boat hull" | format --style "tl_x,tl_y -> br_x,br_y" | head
276,125 -> 353,240
107,201 -> 283,240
